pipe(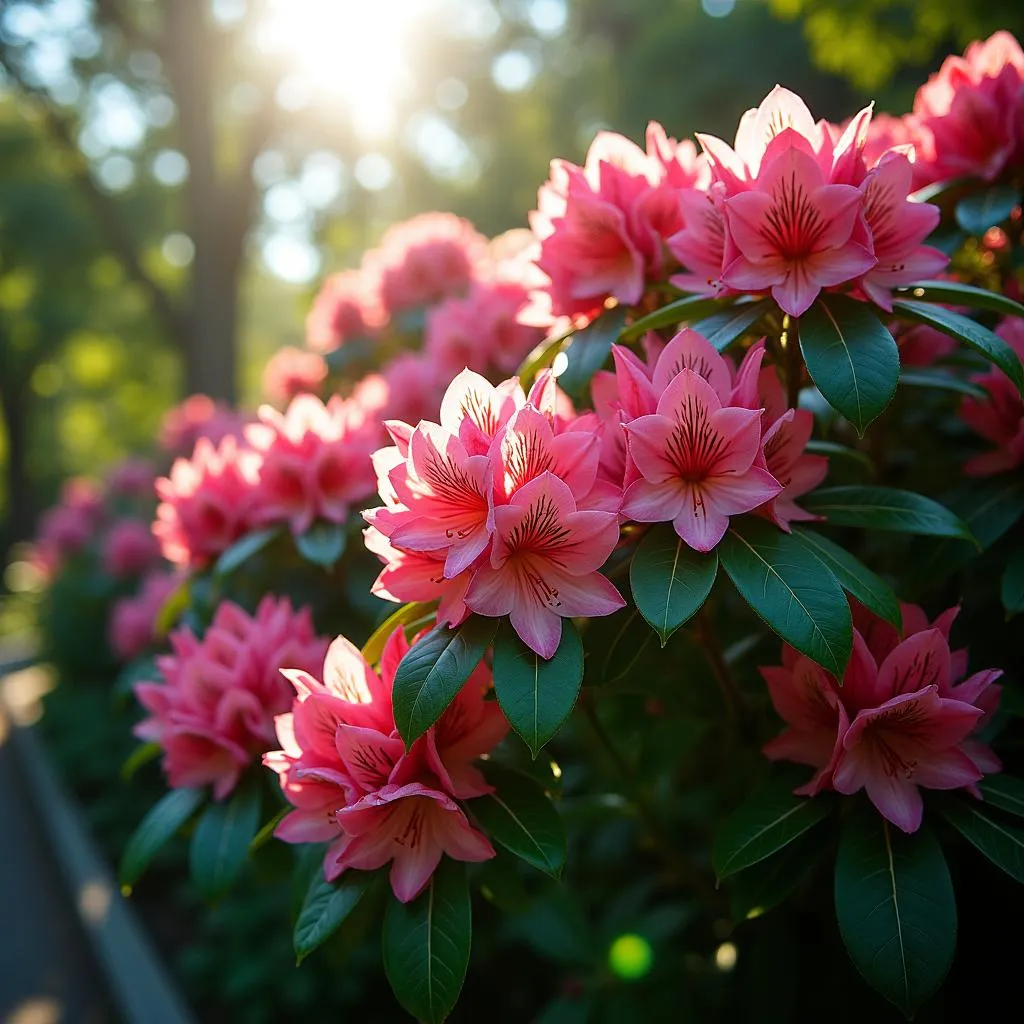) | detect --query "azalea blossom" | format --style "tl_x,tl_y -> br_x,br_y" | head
262,346 -> 328,405
136,597 -> 329,800
305,268 -> 385,354
621,368 -> 781,551
109,571 -> 179,662
265,623 -> 504,902
761,603 -> 1002,832
159,394 -> 249,457
102,518 -> 161,578
464,472 -> 624,658
960,316 -> 1024,475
